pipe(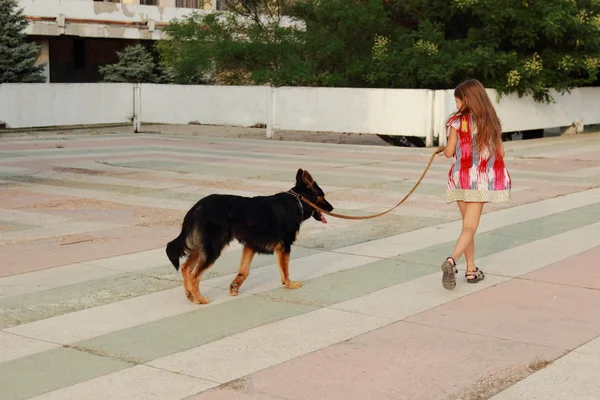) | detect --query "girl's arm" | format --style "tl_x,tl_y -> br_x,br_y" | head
444,127 -> 458,158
